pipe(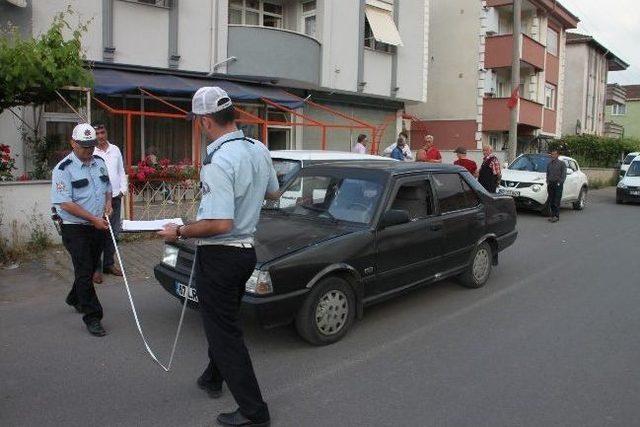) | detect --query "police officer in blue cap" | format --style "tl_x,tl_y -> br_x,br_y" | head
51,123 -> 112,337
159,87 -> 279,426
